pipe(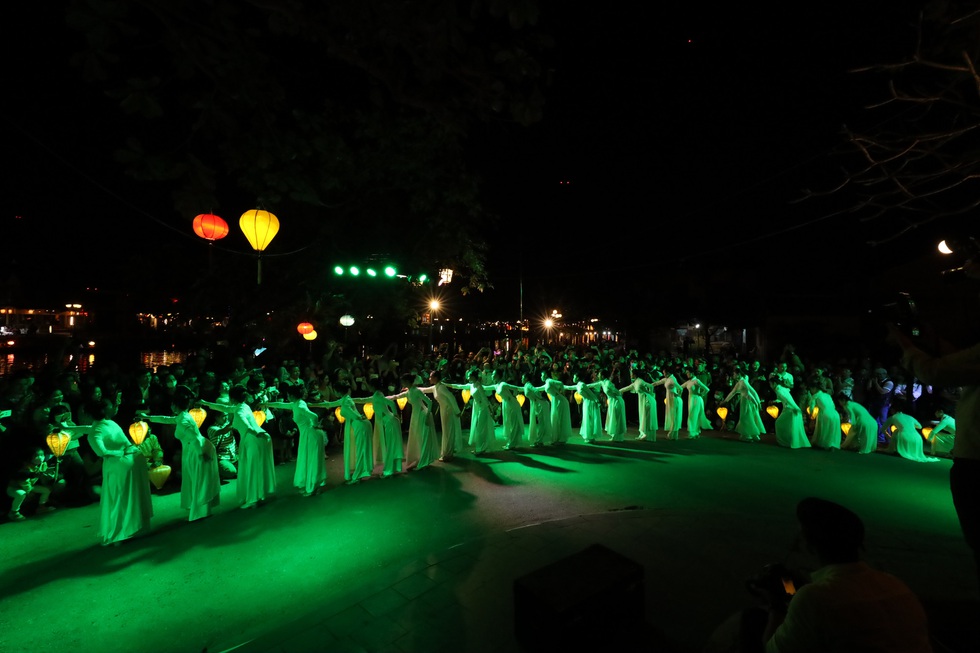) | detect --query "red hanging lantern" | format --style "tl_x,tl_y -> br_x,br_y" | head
193,214 -> 230,241
297,322 -> 315,335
